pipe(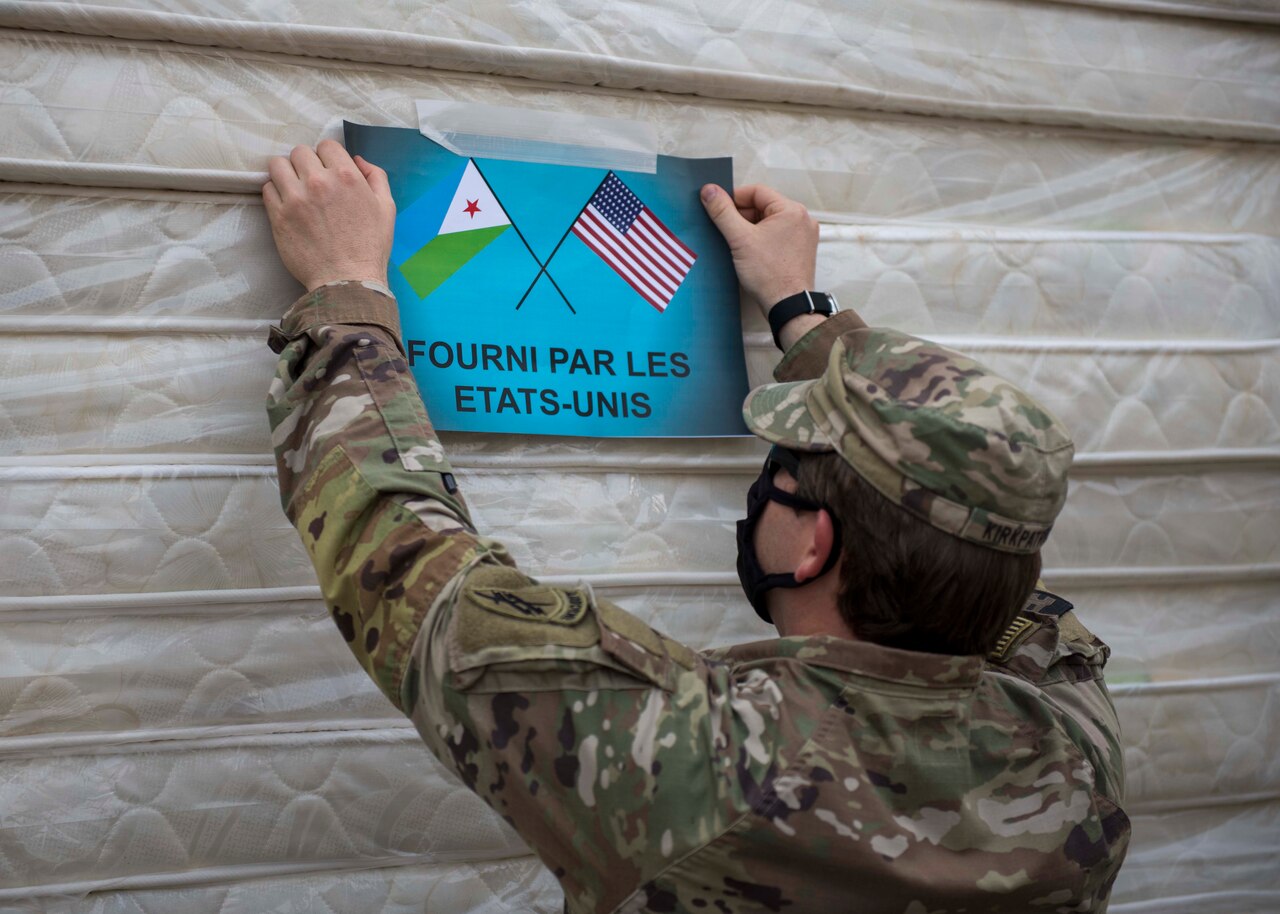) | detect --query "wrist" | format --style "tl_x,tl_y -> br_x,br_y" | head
767,290 -> 839,350
304,274 -> 391,294
757,282 -> 812,318
776,313 -> 828,352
